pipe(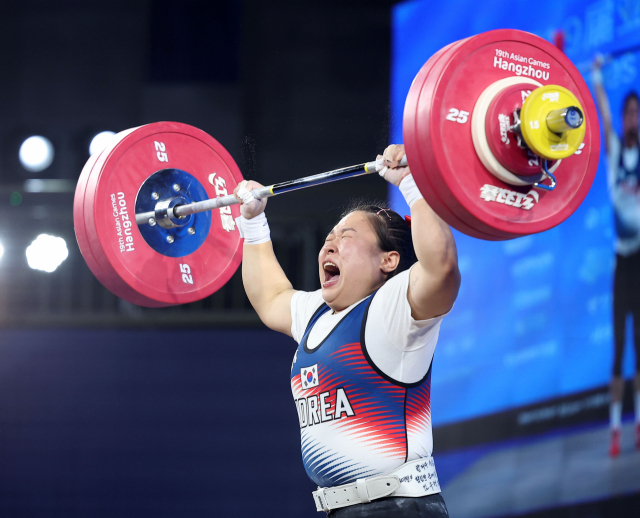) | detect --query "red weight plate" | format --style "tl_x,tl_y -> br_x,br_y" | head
75,128 -> 162,306
404,37 -> 507,241
75,146 -> 106,267
406,31 -> 530,239
84,122 -> 244,306
75,127 -> 169,307
83,123 -> 242,306
84,129 -> 174,307
485,83 -> 556,176
403,32 -> 512,239
404,29 -> 600,240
